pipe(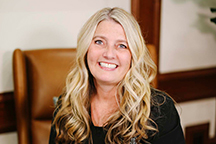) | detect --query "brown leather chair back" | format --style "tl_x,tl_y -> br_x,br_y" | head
12,44 -> 157,144
13,48 -> 76,144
